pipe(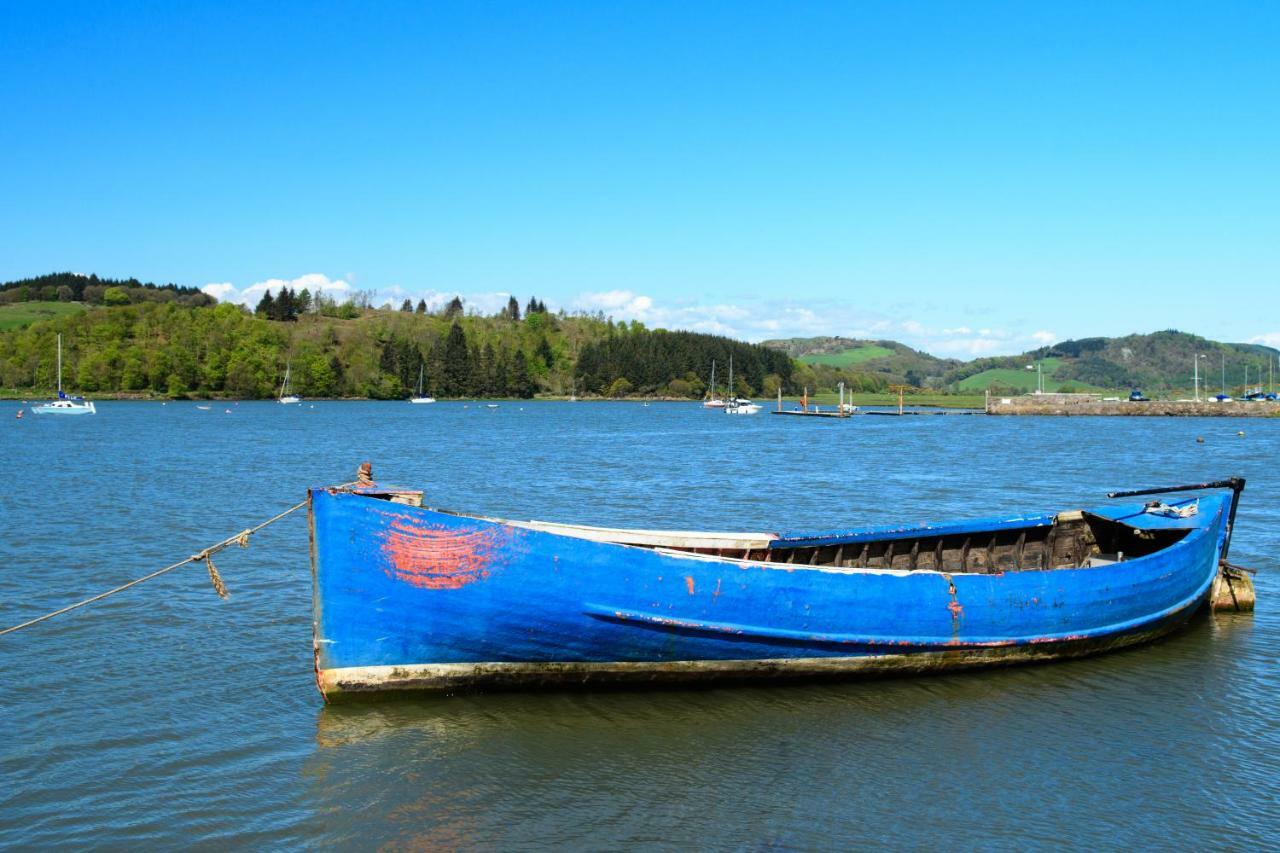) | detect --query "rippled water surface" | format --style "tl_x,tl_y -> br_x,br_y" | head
2,401 -> 1277,848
